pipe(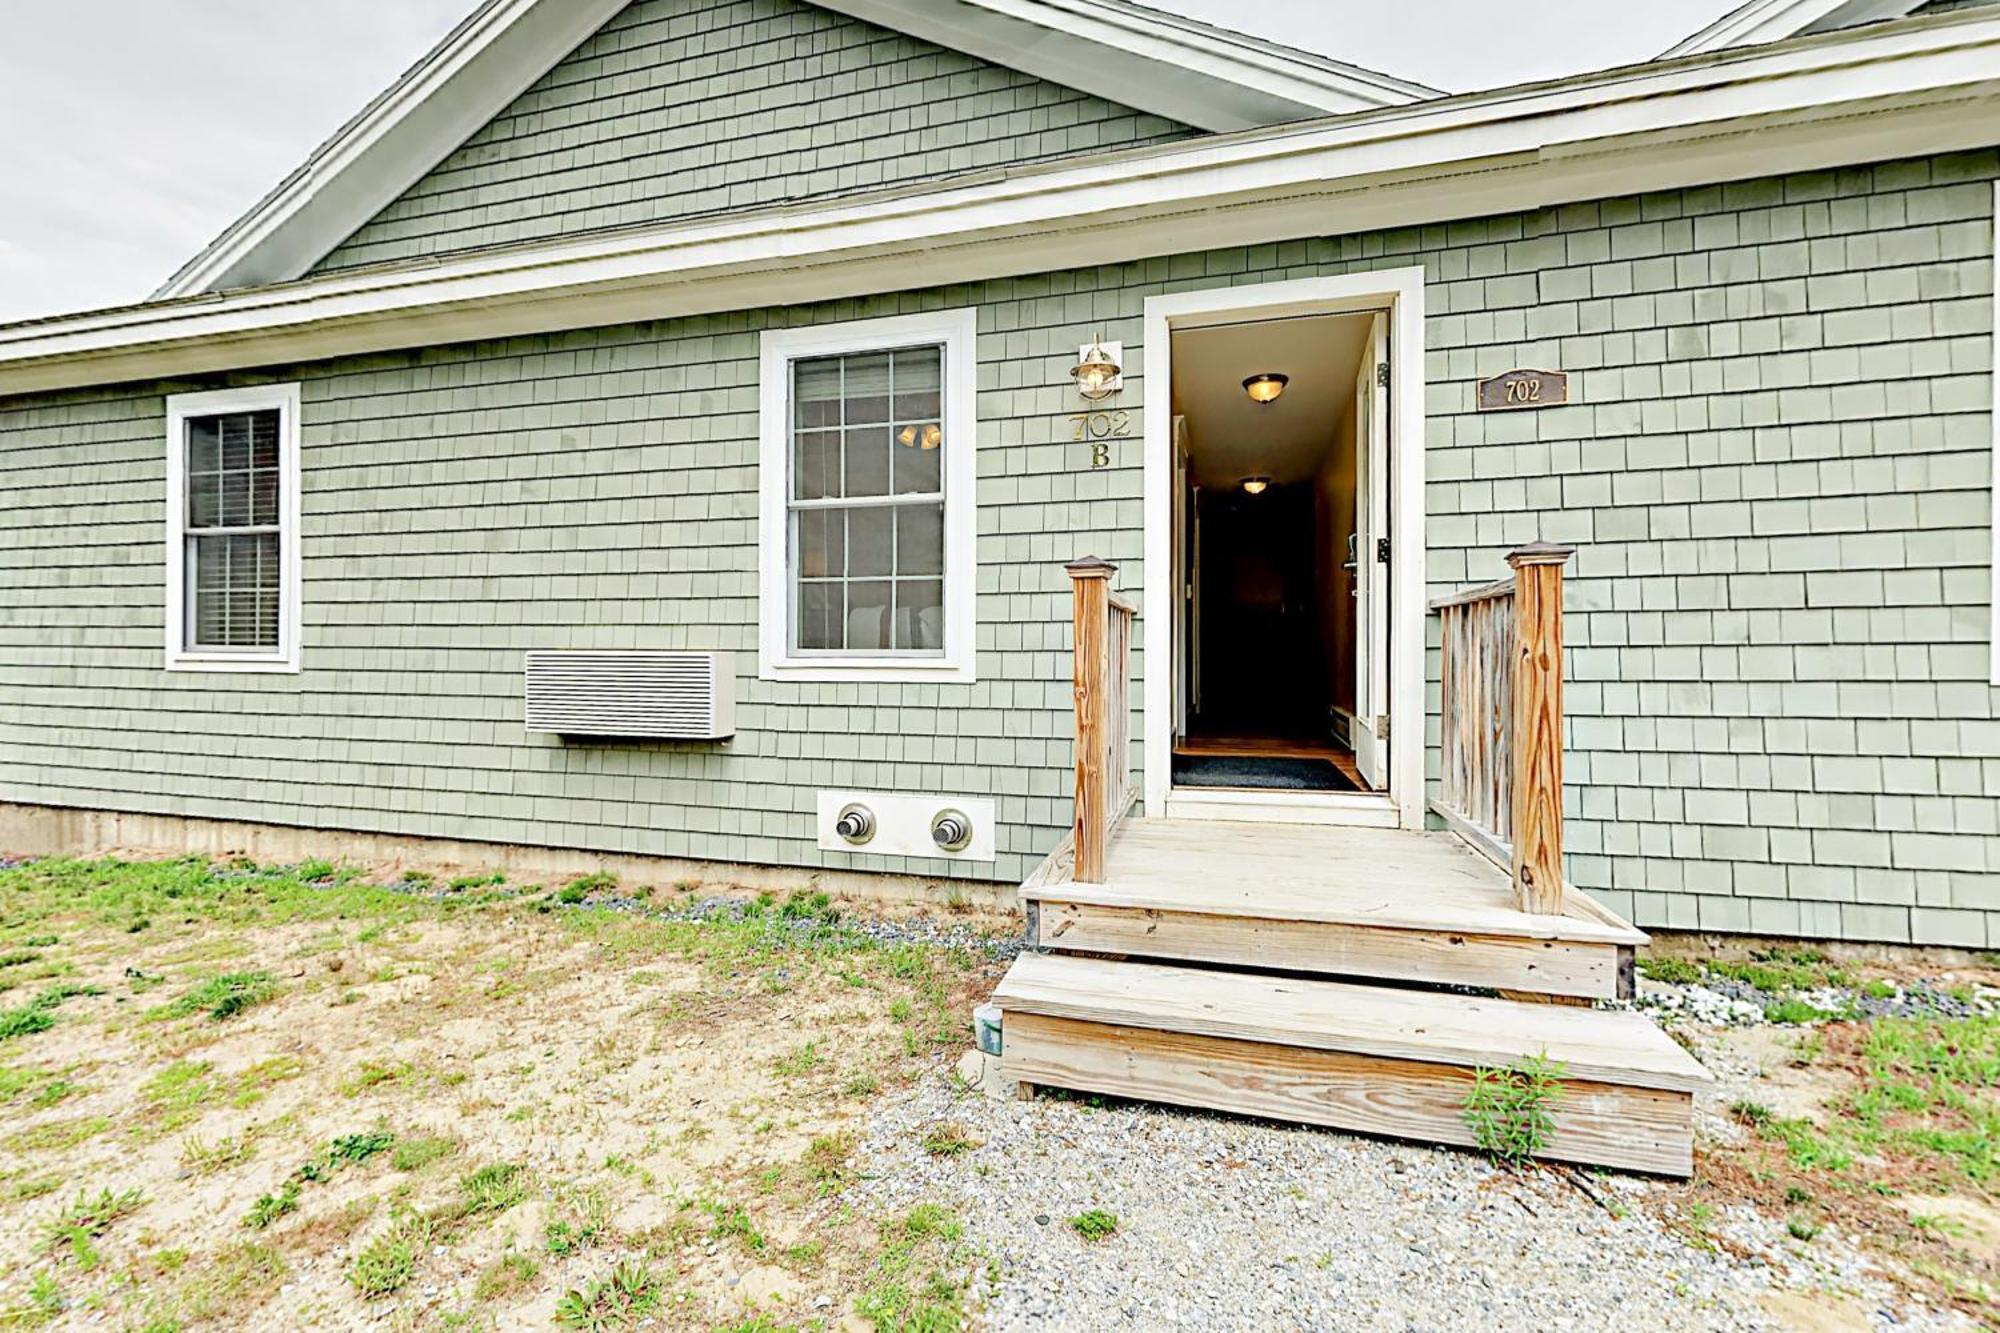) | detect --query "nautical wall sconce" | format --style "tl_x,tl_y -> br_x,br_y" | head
1242,372 -> 1289,404
1072,336 -> 1124,400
